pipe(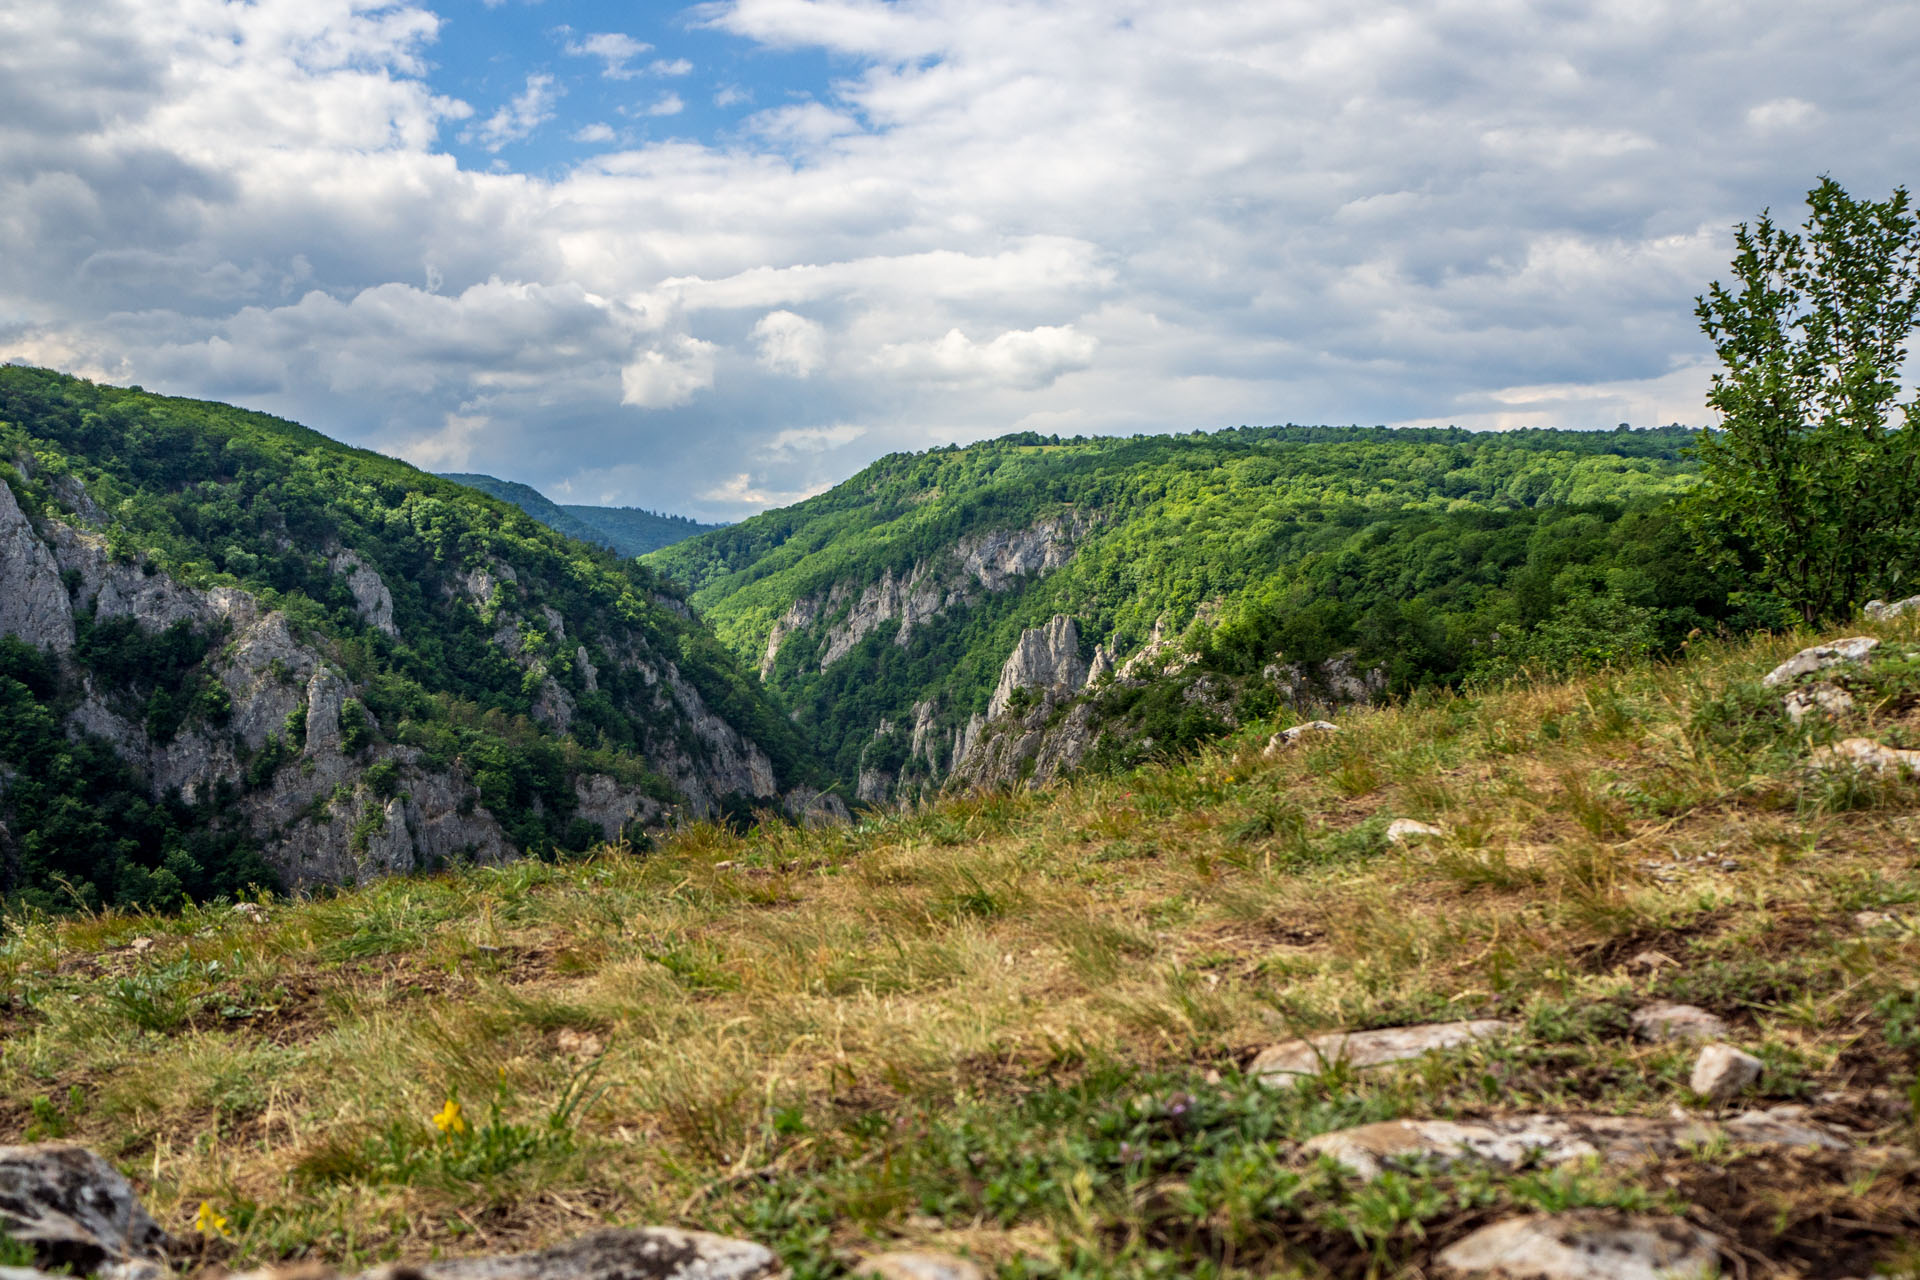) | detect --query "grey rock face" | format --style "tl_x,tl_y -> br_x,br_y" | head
573,773 -> 664,842
0,480 -> 75,652
1435,1211 -> 1722,1280
329,551 -> 398,637
1252,1020 -> 1510,1081
0,1143 -> 173,1273
1761,636 -> 1878,688
988,616 -> 1088,719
